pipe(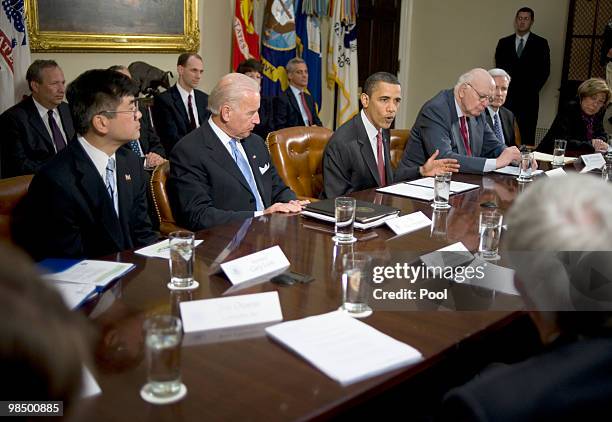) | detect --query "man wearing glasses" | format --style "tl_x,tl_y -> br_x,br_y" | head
14,69 -> 158,260
397,68 -> 522,174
